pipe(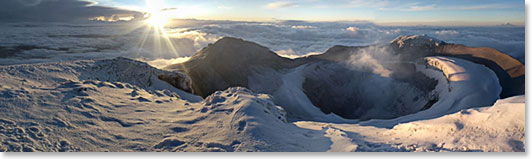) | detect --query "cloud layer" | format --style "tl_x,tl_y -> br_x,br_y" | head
0,20 -> 525,66
0,0 -> 143,23
181,20 -> 524,62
